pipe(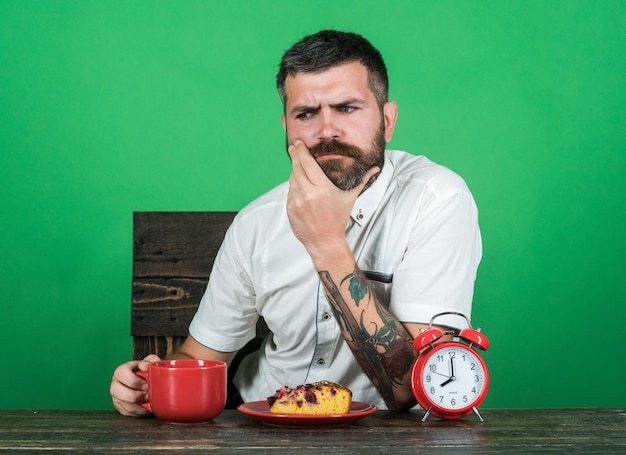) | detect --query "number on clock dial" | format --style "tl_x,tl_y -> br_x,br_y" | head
421,346 -> 487,410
